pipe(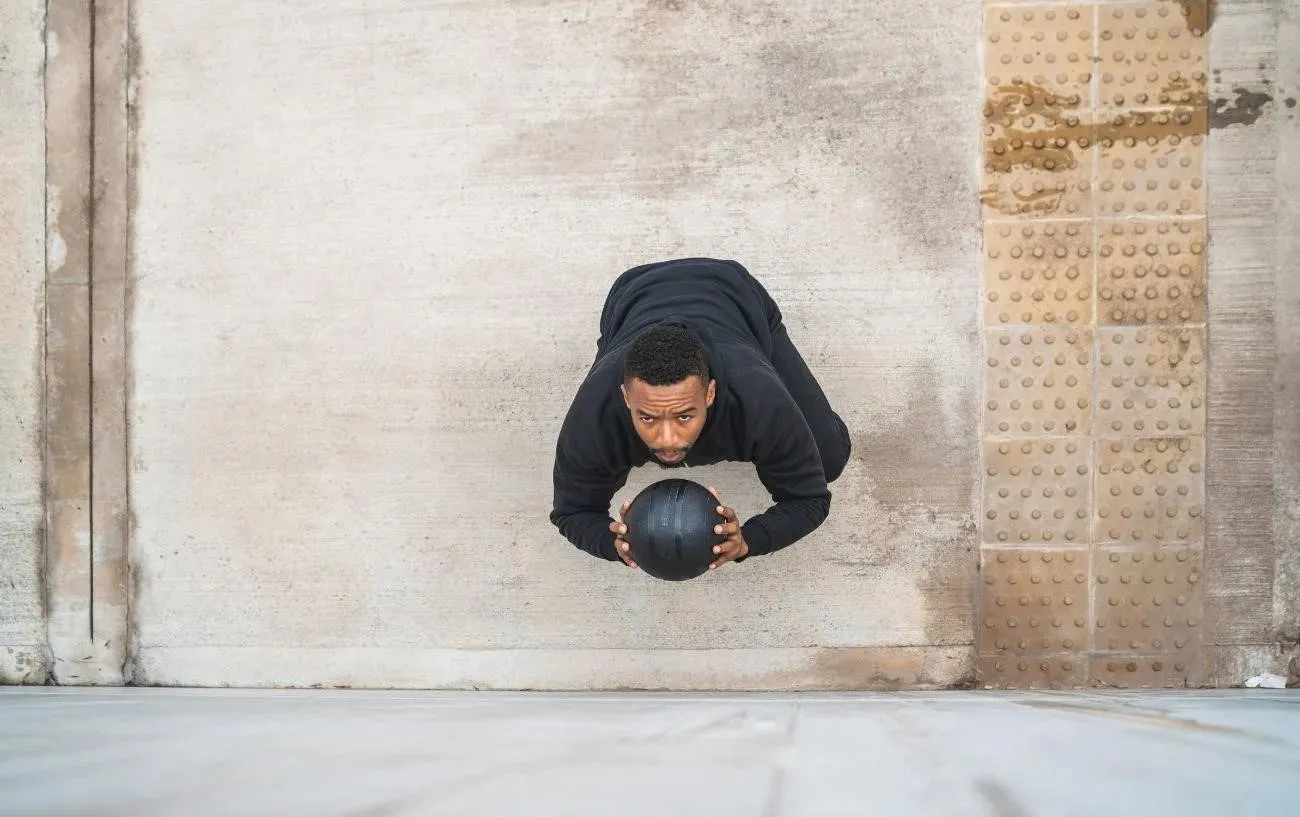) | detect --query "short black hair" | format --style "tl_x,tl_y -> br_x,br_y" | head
623,322 -> 710,387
